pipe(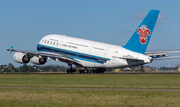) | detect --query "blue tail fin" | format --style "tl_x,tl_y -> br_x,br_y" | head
123,10 -> 160,54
